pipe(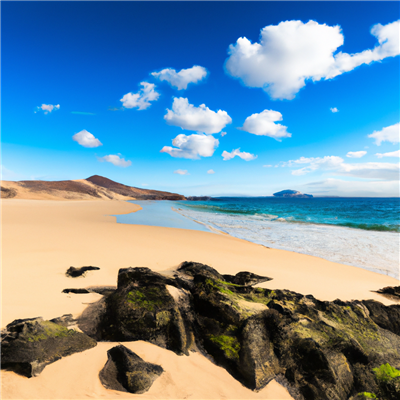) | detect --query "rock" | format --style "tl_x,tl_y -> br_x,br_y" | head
49,314 -> 76,328
78,261 -> 400,398
362,300 -> 400,336
99,345 -> 163,393
1,317 -> 97,377
222,271 -> 272,286
374,286 -> 400,300
95,267 -> 193,355
273,190 -> 313,198
66,266 -> 100,277
62,288 -> 91,294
